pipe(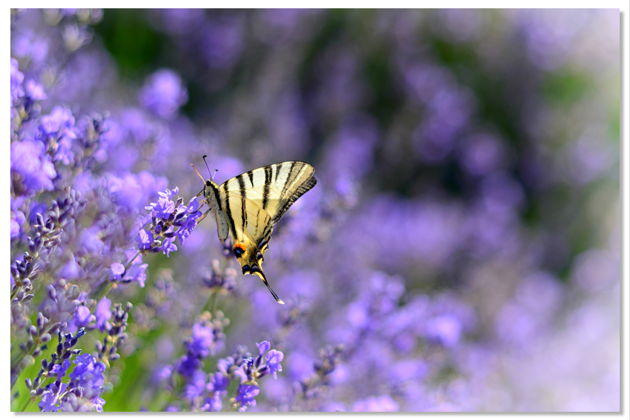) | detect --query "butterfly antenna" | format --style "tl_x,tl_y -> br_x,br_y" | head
190,163 -> 205,183
201,154 -> 212,177
202,154 -> 220,181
